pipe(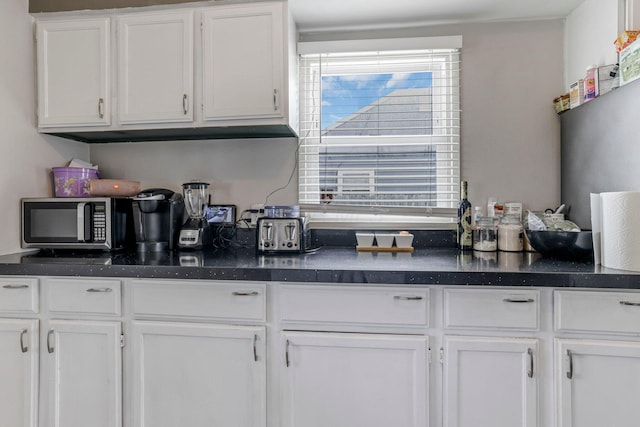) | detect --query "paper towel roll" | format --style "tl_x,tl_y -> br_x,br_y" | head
601,192 -> 640,271
590,193 -> 602,265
